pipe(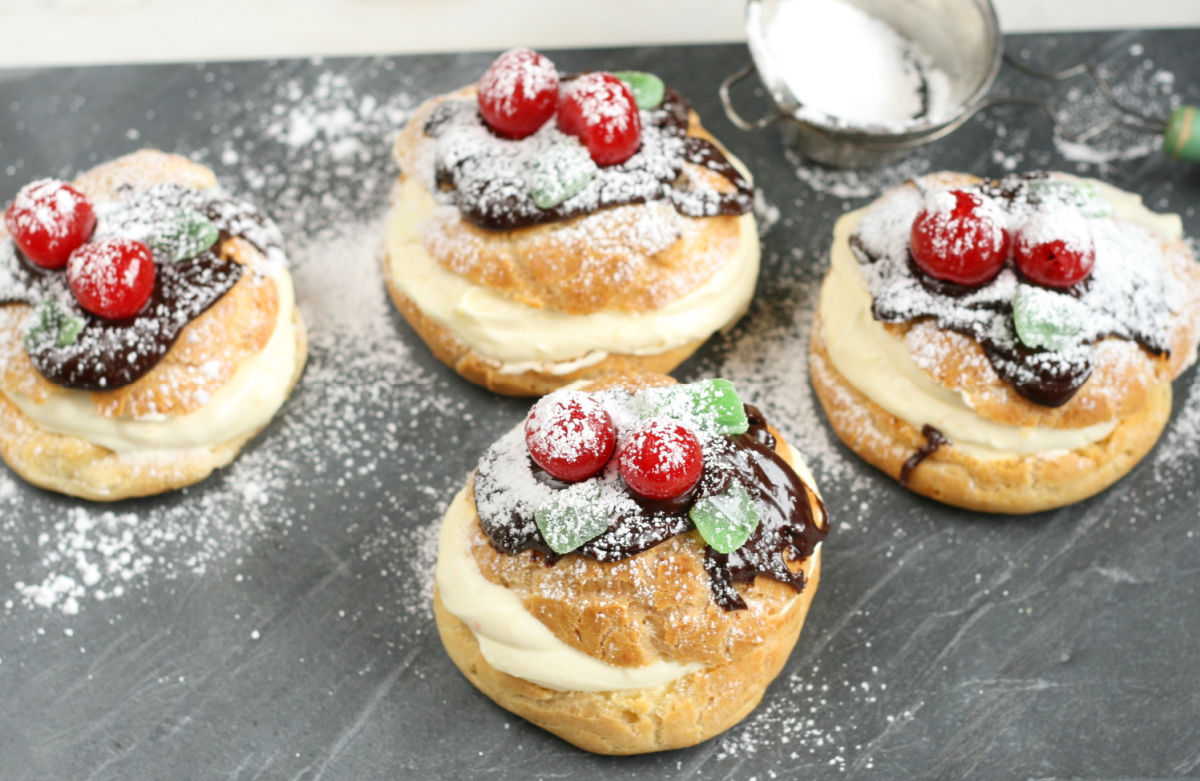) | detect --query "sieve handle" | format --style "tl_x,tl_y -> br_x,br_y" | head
719,62 -> 787,131
1164,106 -> 1200,163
